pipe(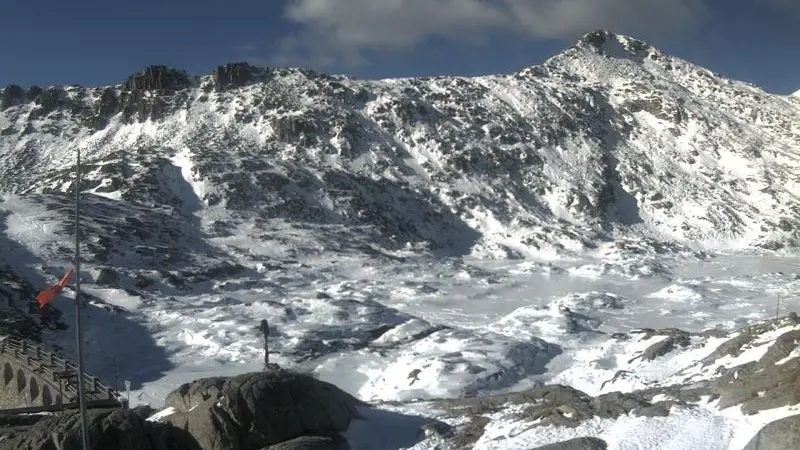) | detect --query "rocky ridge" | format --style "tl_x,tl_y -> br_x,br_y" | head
0,31 -> 799,263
